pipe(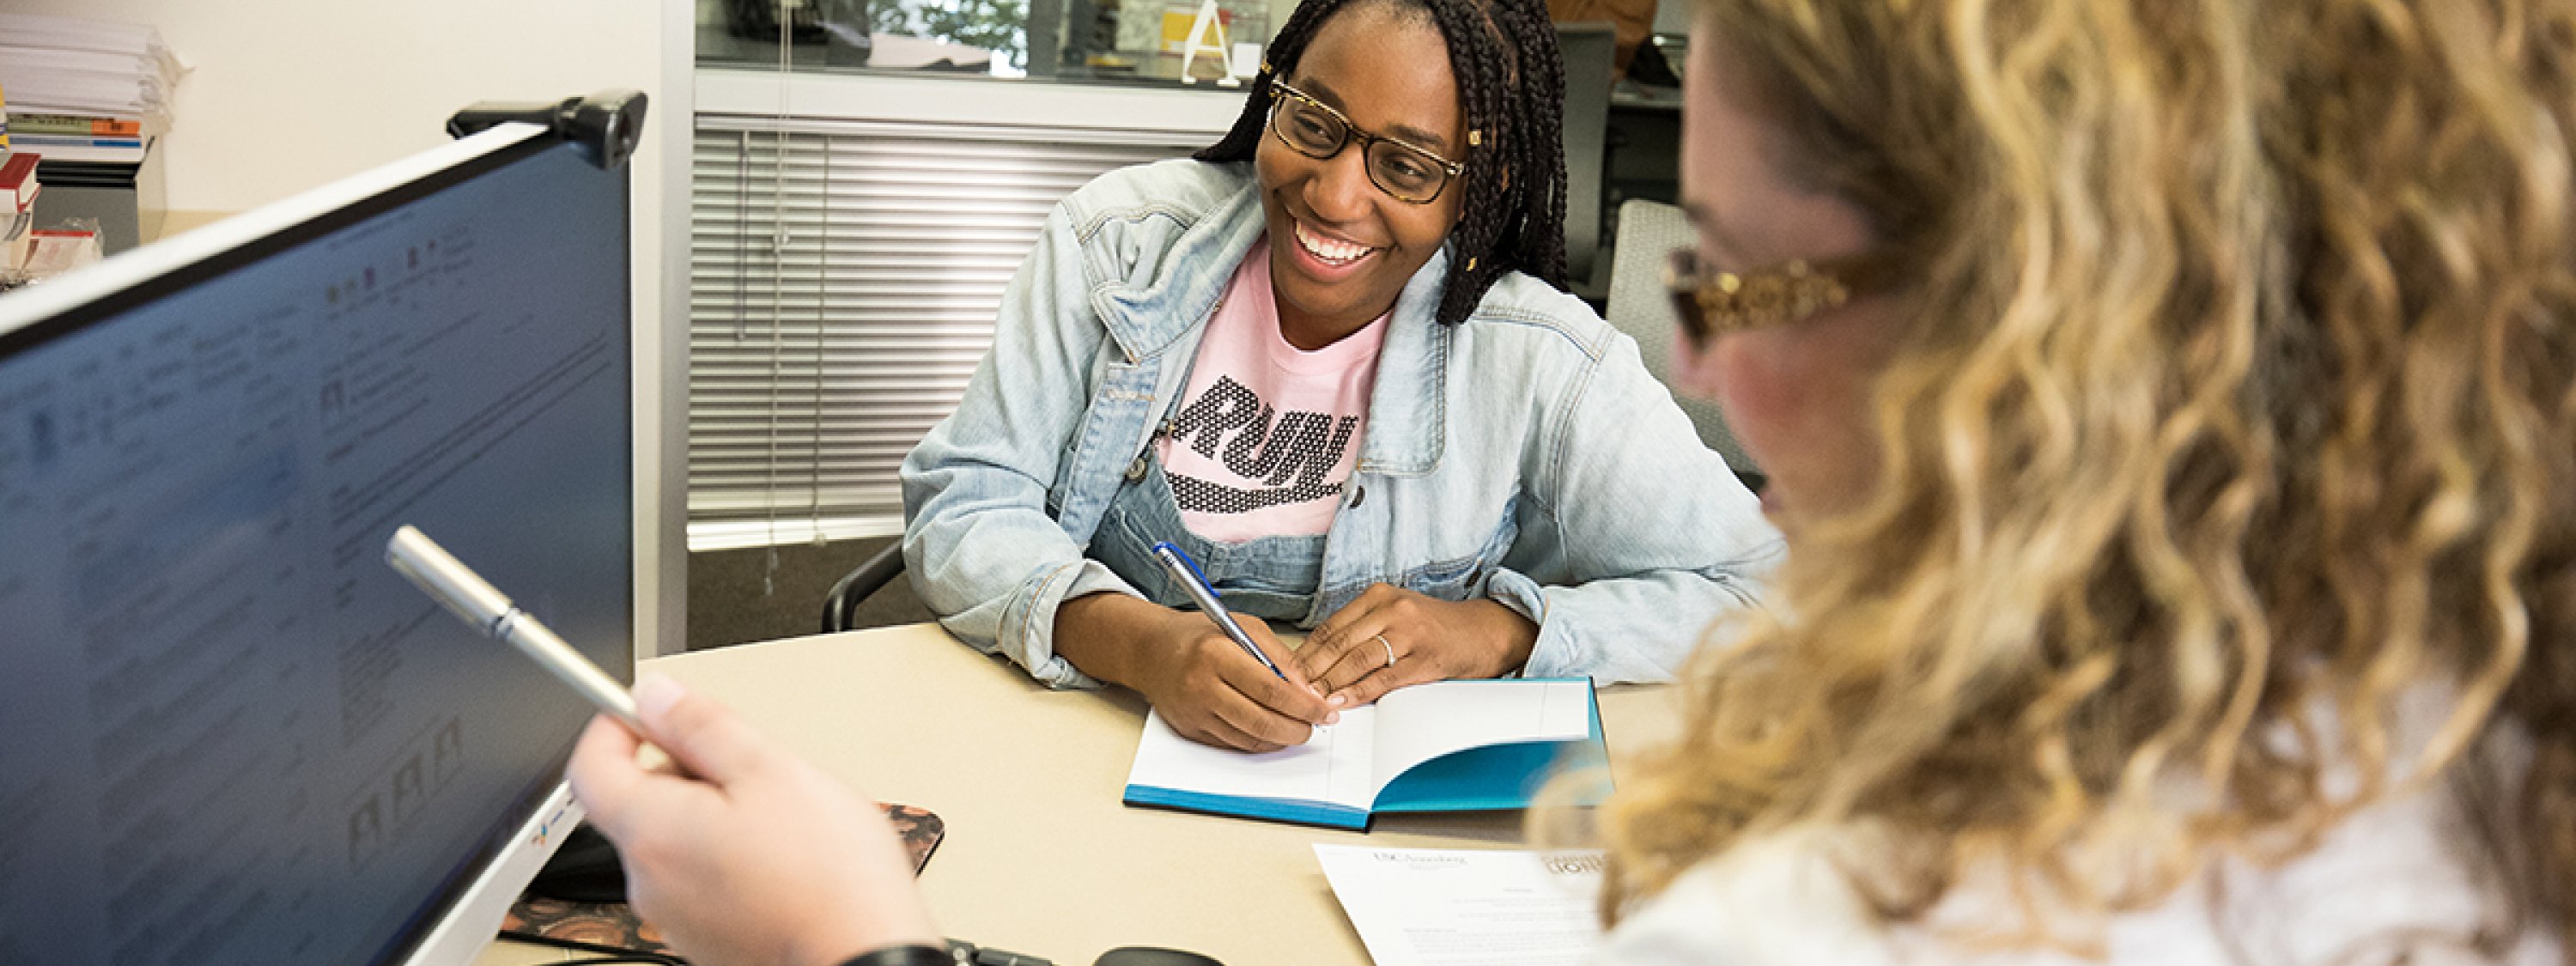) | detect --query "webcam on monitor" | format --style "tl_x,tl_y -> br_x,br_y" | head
446,90 -> 648,170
